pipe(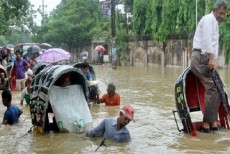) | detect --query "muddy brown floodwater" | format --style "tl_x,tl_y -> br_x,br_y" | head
0,65 -> 230,153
